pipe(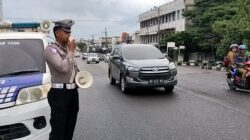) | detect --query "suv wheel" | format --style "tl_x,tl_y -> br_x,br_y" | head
120,75 -> 129,93
164,86 -> 174,93
109,71 -> 116,85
